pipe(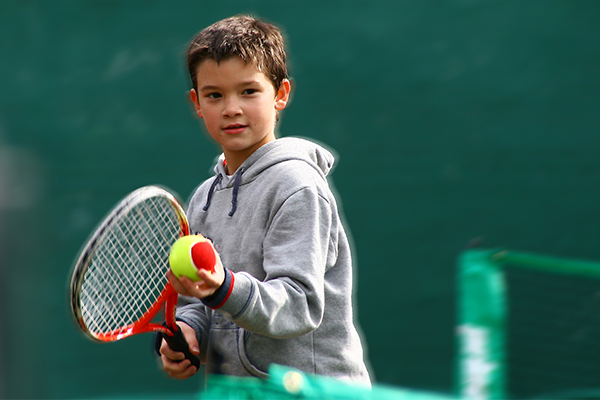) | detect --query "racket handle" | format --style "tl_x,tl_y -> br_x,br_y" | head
164,328 -> 200,369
